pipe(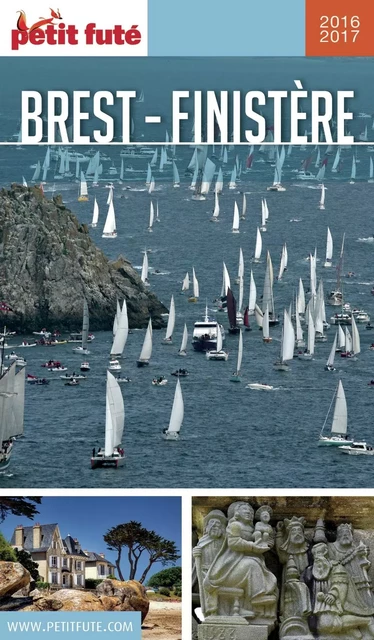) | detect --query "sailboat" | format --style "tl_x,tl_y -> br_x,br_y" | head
137,318 -> 153,367
349,156 -> 356,184
173,161 -> 180,188
231,330 -> 243,382
78,171 -> 89,202
136,89 -> 145,103
328,233 -> 345,306
72,299 -> 90,355
274,309 -> 295,371
188,268 -> 199,303
206,324 -> 228,361
211,192 -> 220,222
91,371 -> 125,468
227,288 -> 240,334
102,199 -> 117,238
110,300 -> 128,359
253,228 -> 262,263
369,157 -> 374,183
91,198 -> 99,227
148,201 -> 155,232
277,244 -> 287,281
262,251 -> 279,326
324,227 -> 333,267
262,306 -> 272,343
325,332 -> 337,371
318,380 -> 353,446
178,323 -> 188,356
241,193 -> 247,220
0,361 -> 25,472
162,379 -> 184,440
319,184 -> 326,210
163,296 -> 175,344
298,308 -> 315,360
141,251 -> 149,286
248,270 -> 257,315
181,272 -> 190,294
232,202 -> 240,233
